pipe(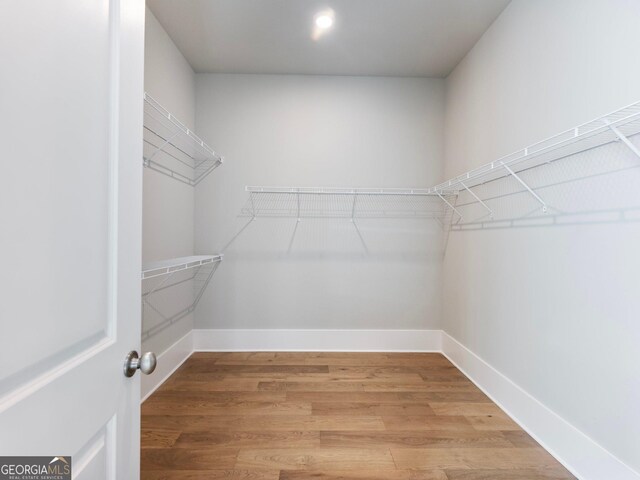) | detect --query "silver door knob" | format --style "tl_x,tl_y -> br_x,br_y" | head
123,351 -> 157,377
